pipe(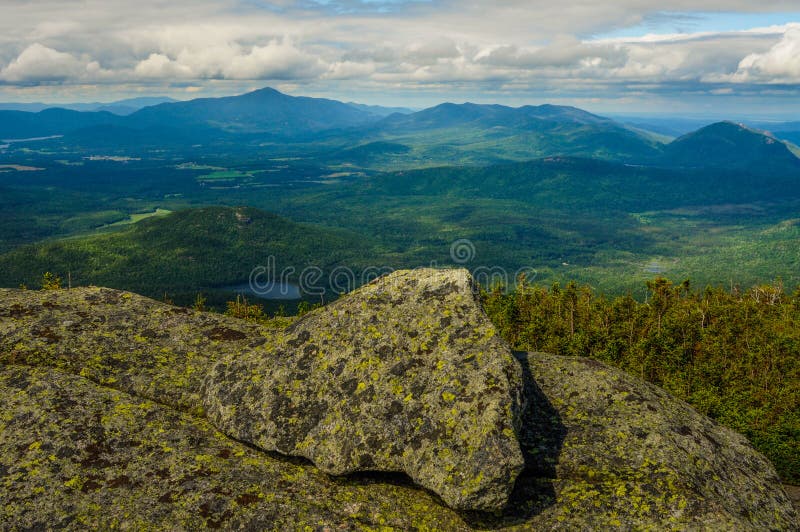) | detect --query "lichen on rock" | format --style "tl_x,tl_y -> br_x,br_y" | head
0,286 -> 267,416
0,365 -> 470,530
202,268 -> 526,511
505,352 -> 799,529
0,271 -> 797,529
